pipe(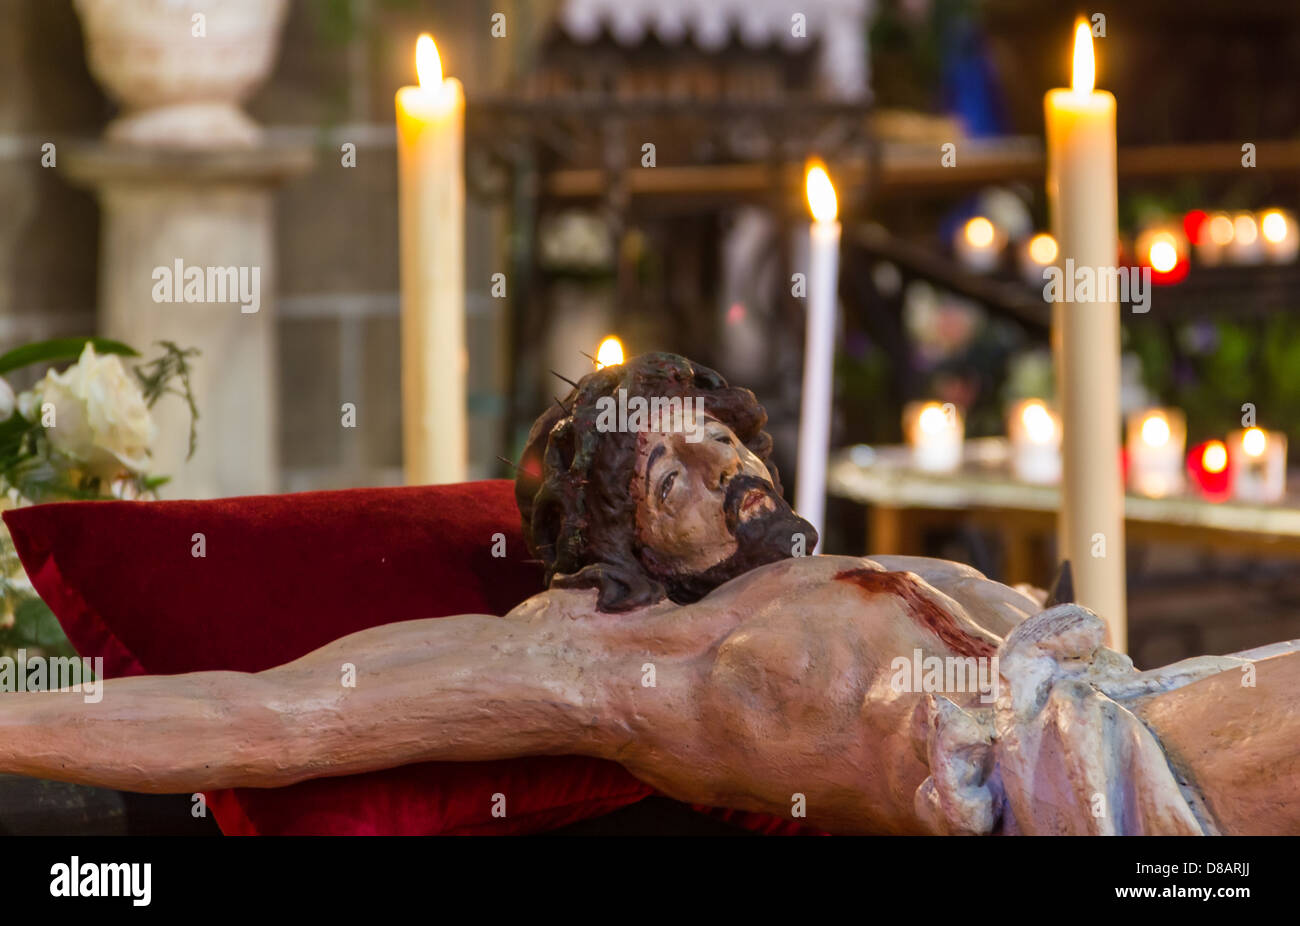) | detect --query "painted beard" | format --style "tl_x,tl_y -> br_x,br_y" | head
645,474 -> 818,605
